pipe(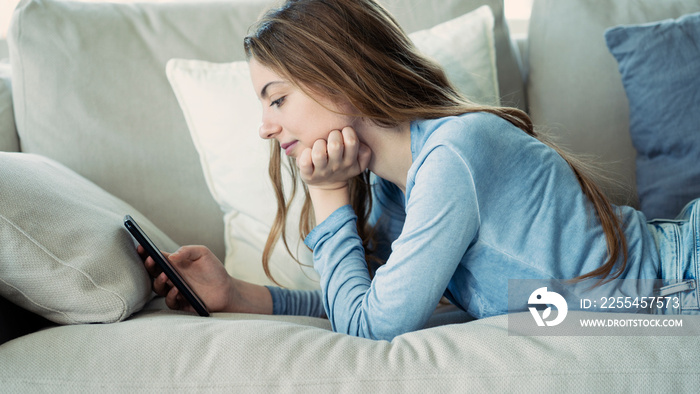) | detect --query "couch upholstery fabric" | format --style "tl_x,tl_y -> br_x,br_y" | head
1,309 -> 699,392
